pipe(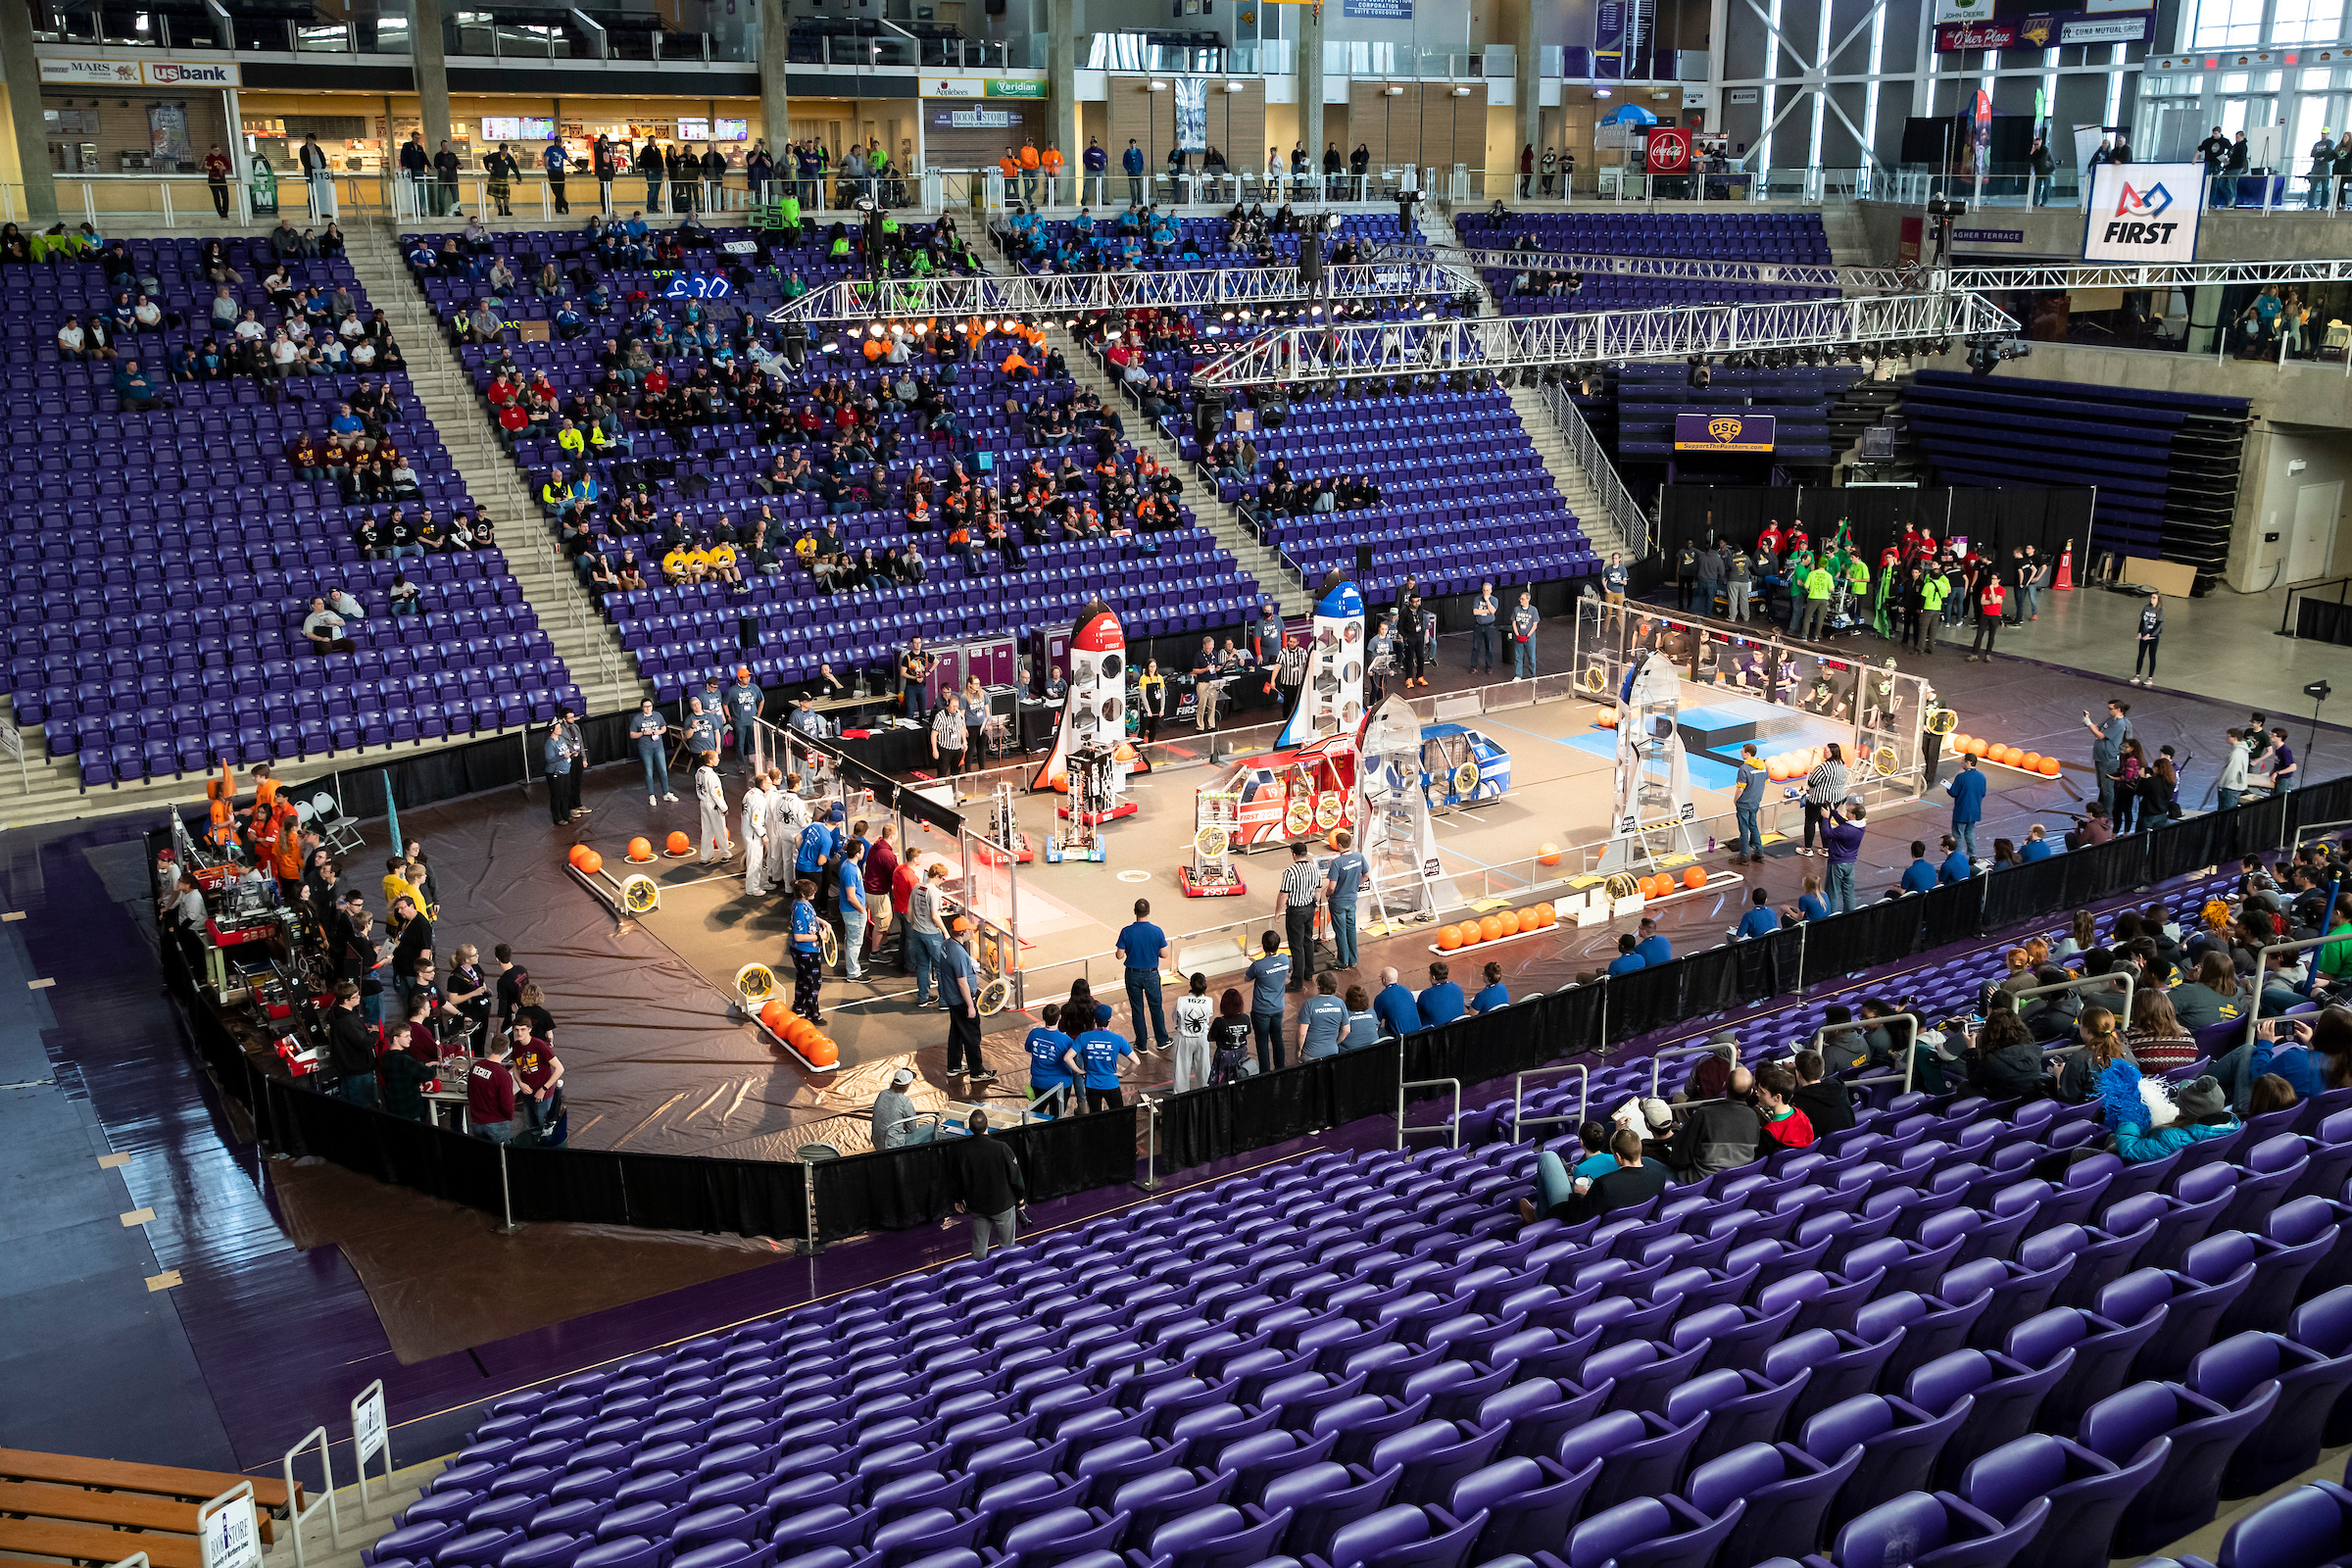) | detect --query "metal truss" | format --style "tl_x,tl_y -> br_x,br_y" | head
1191,290 -> 2021,388
765,260 -> 1467,323
1936,258 -> 2352,292
1446,245 -> 1909,294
